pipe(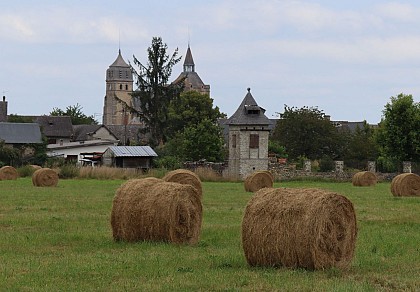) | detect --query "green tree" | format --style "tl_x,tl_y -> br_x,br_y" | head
7,114 -> 33,123
167,90 -> 225,138
0,141 -> 19,167
272,105 -> 342,160
344,121 -> 378,169
375,93 -> 420,164
181,119 -> 225,162
50,104 -> 97,125
131,37 -> 183,146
